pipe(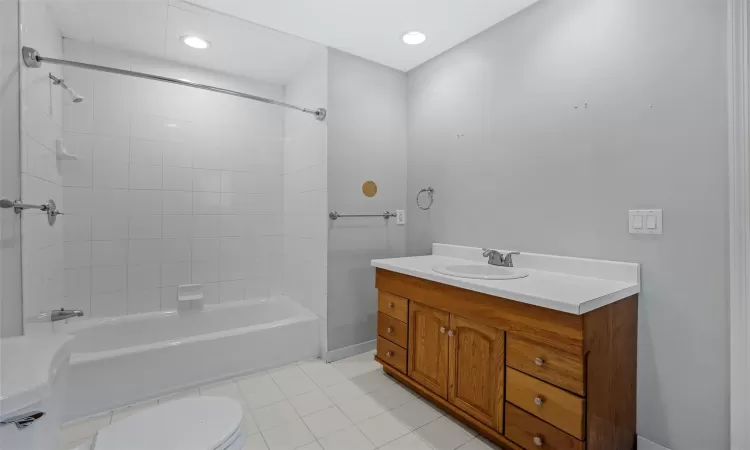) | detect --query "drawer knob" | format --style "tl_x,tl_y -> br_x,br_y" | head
447,330 -> 455,337
388,302 -> 394,308
386,351 -> 393,357
534,357 -> 545,366
533,436 -> 543,447
387,327 -> 393,333
534,396 -> 544,406
440,327 -> 446,334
